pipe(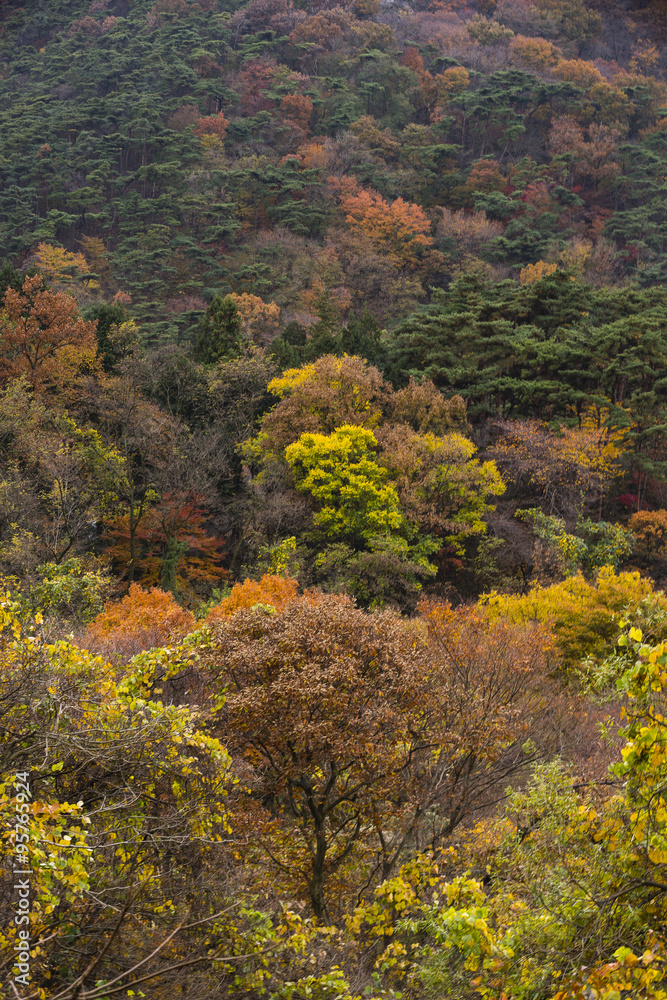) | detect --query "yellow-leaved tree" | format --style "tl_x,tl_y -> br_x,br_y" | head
0,589 -> 240,997
480,567 -> 658,669
33,243 -> 92,287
